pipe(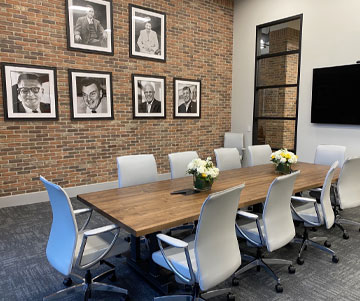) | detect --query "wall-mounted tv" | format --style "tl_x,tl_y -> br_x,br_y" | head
311,64 -> 360,125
